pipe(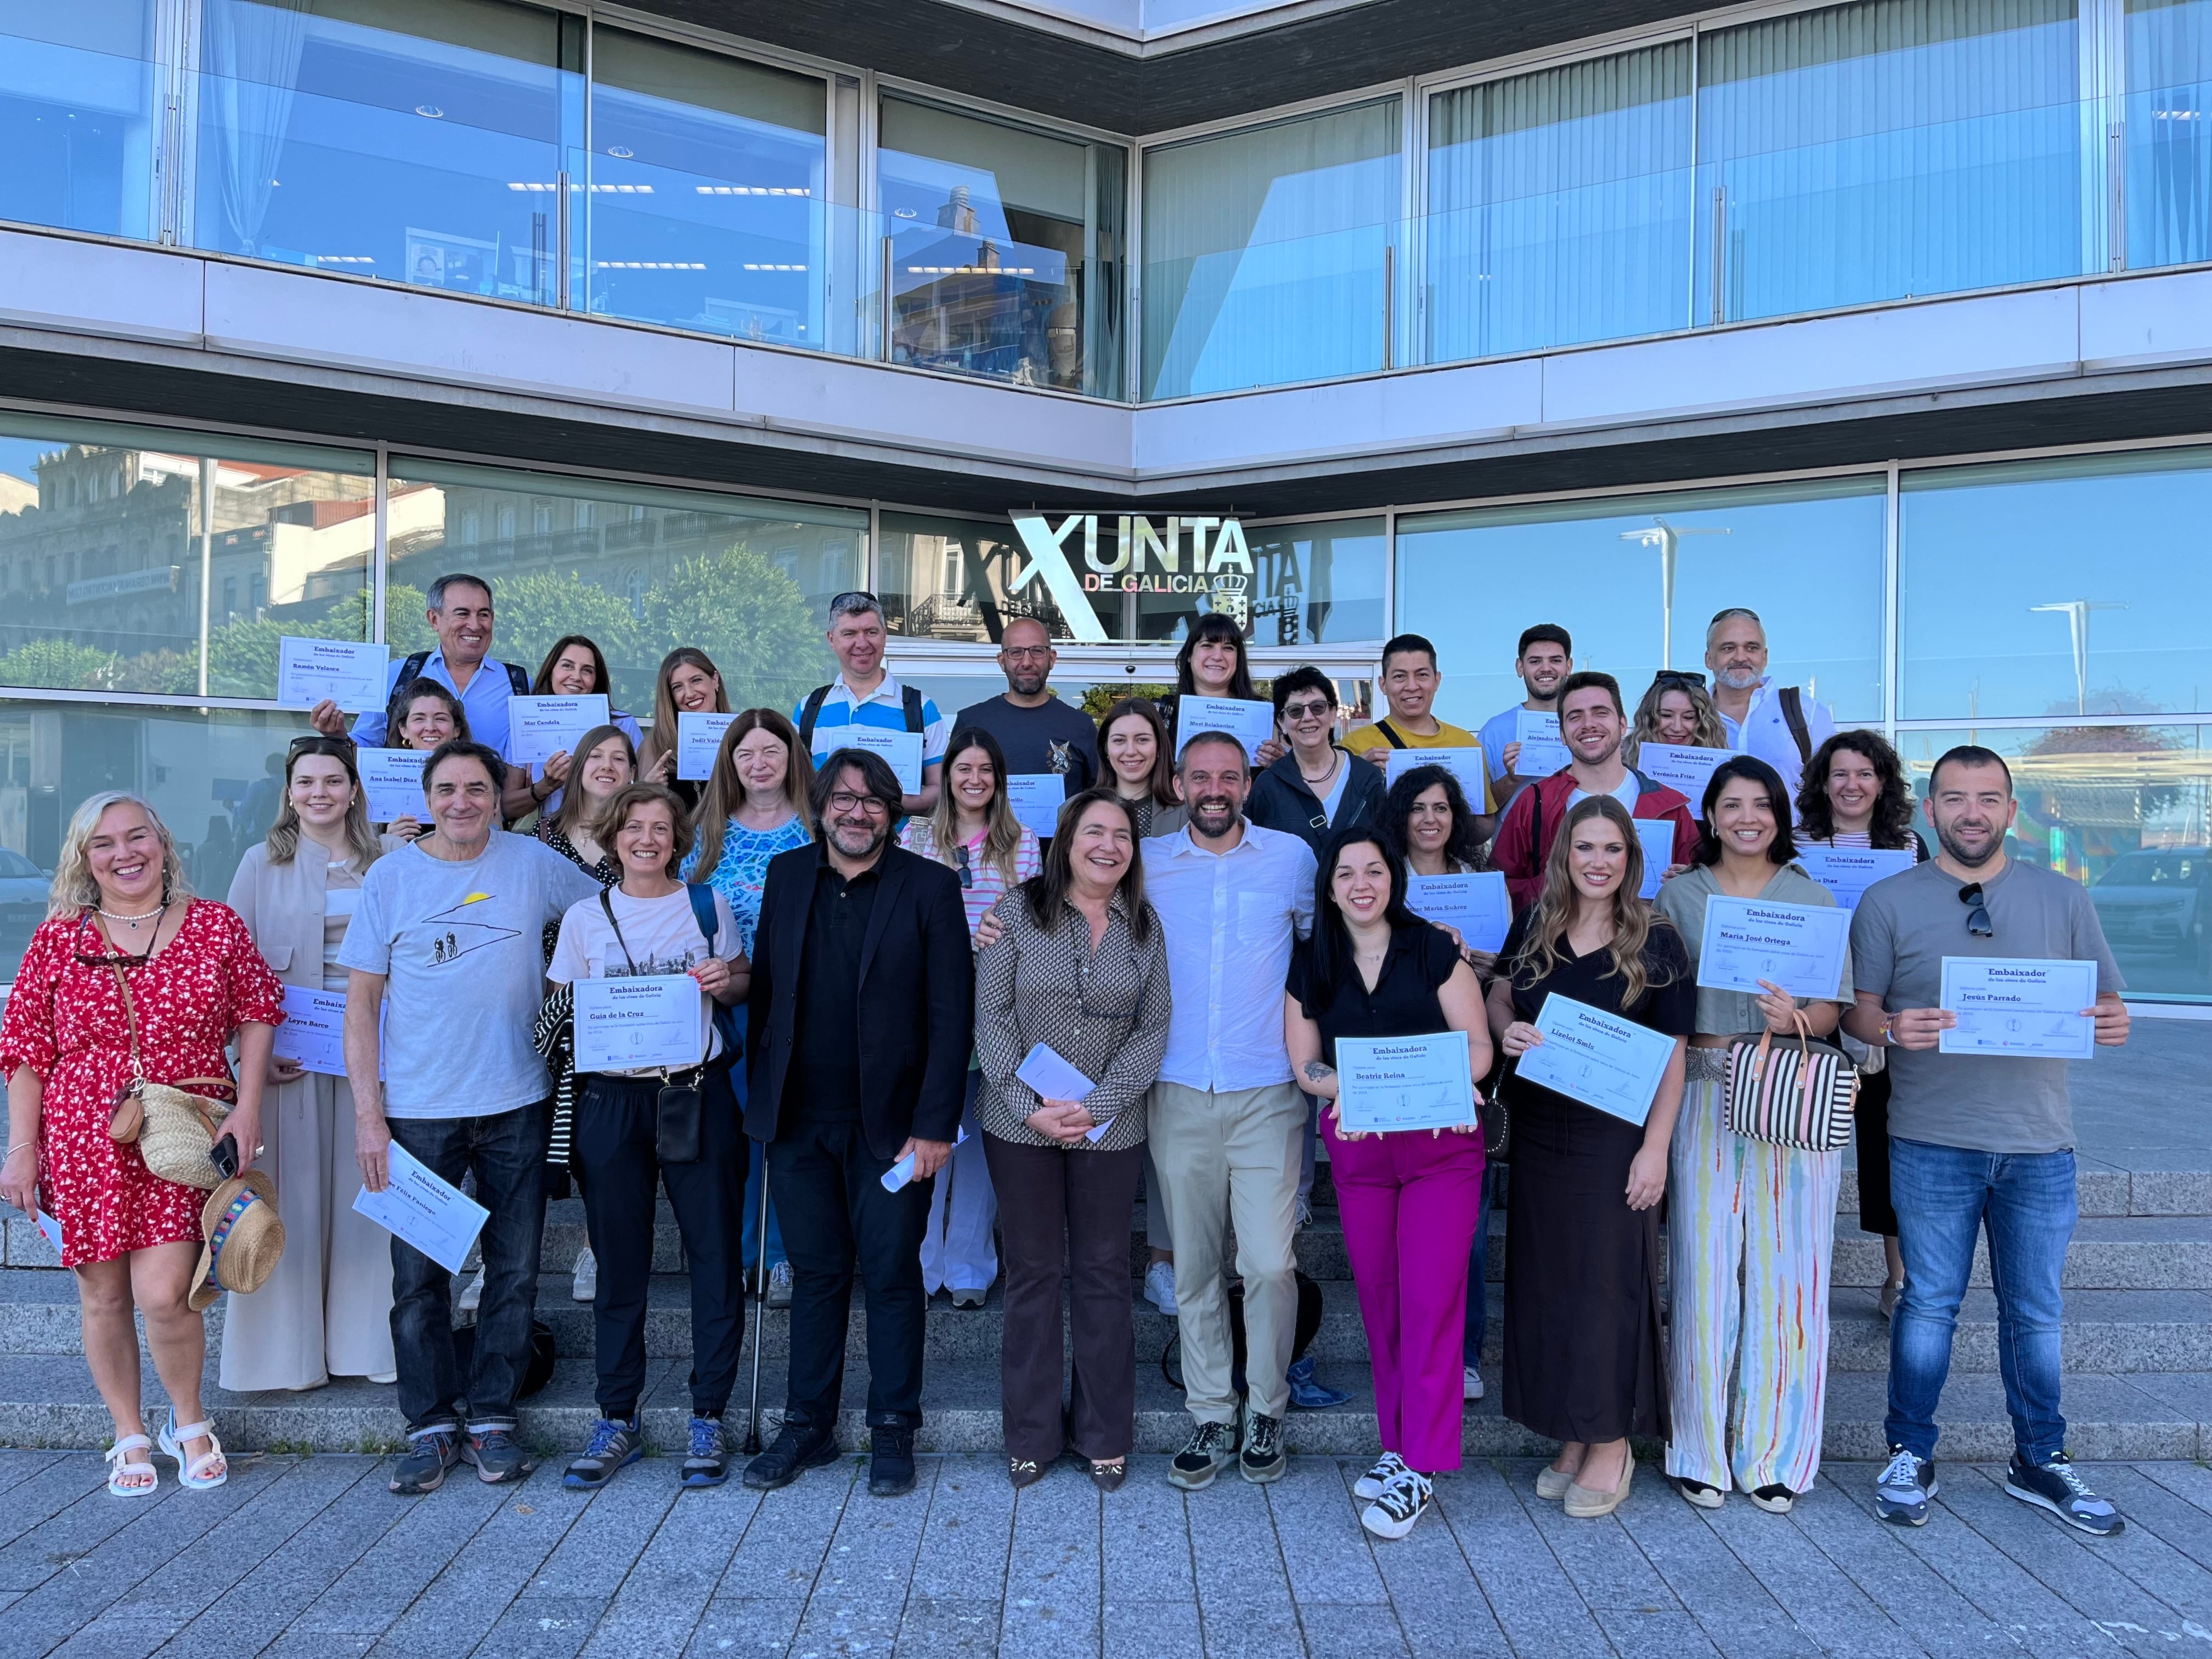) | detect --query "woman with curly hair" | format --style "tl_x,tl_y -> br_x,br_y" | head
1624,672 -> 1728,769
